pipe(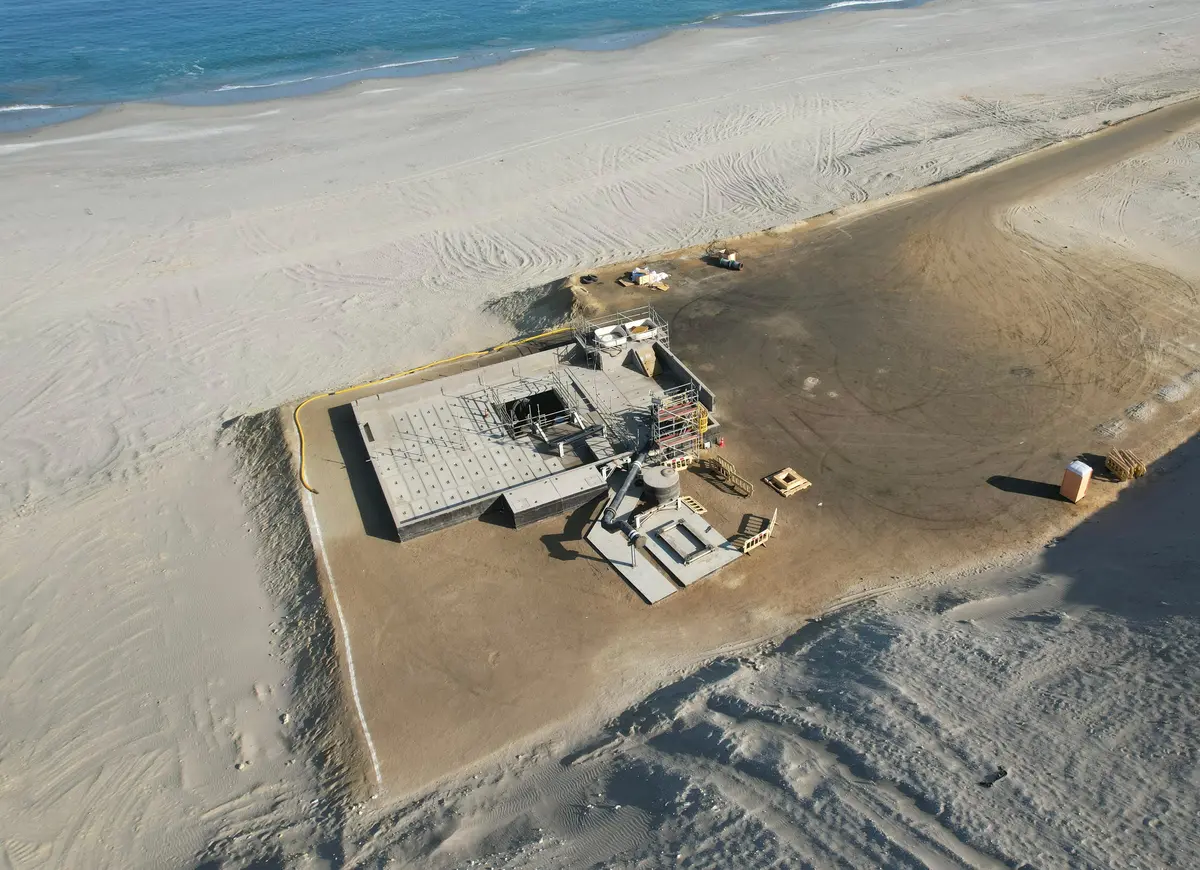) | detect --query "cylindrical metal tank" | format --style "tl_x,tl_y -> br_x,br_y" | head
641,464 -> 681,504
